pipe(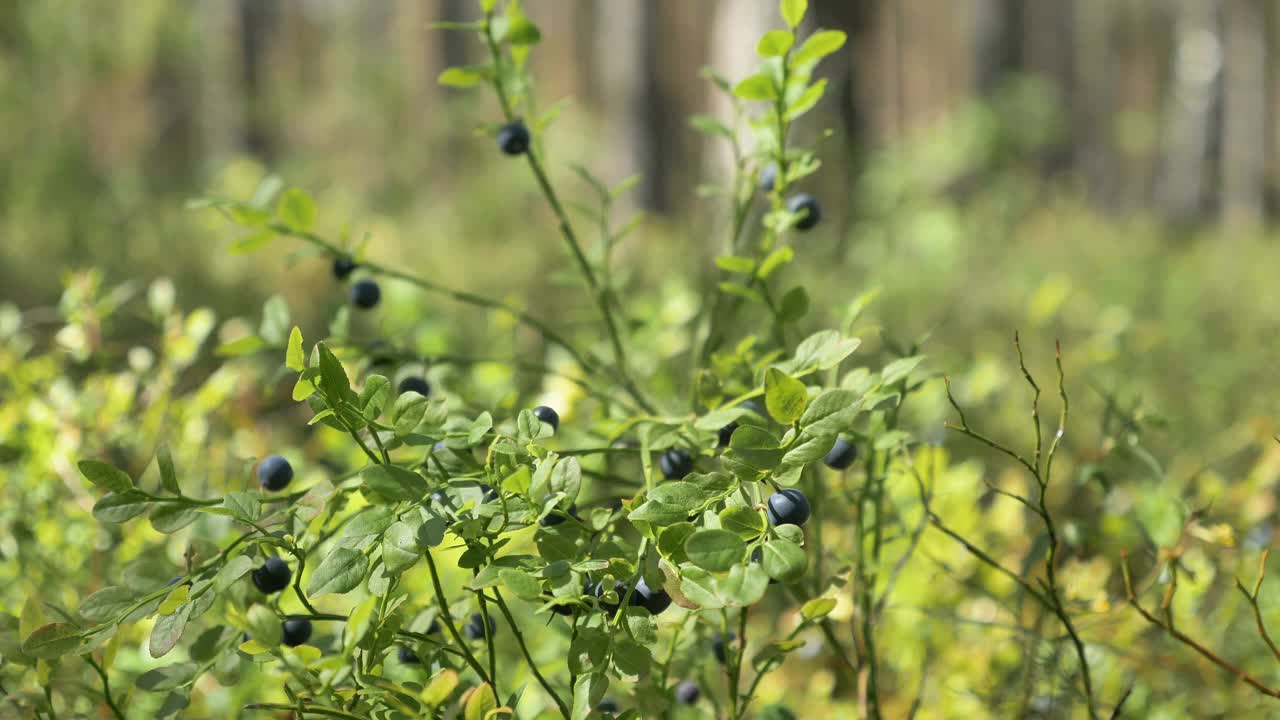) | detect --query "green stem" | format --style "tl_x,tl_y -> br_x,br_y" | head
84,656 -> 125,720
244,703 -> 371,720
491,589 -> 572,718
422,548 -> 492,686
